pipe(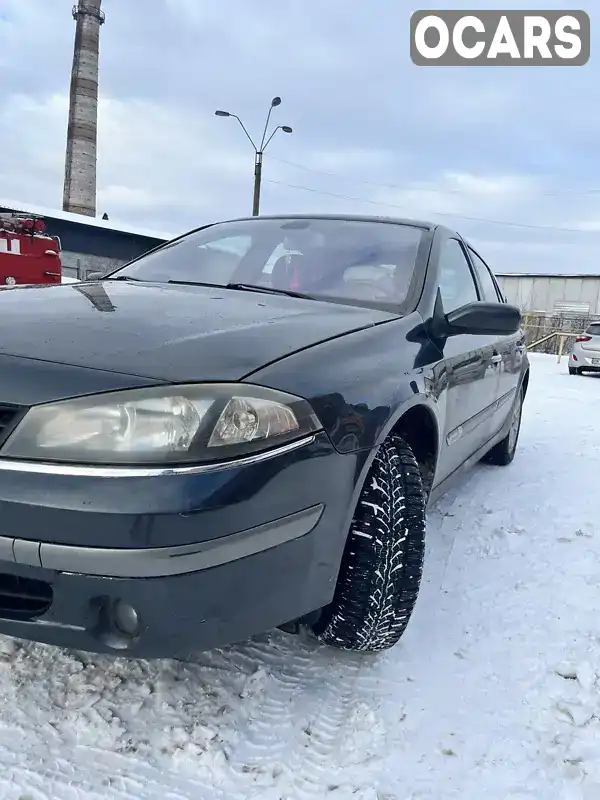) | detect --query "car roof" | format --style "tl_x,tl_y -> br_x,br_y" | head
170,214 -> 457,249
213,213 -> 442,231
